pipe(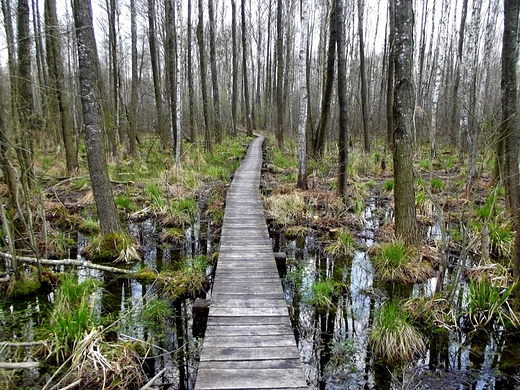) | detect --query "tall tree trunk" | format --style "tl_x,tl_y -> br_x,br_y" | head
392,0 -> 418,245
450,0 -> 468,153
386,0 -> 395,147
501,0 -> 520,307
208,0 -> 221,143
45,0 -> 78,175
148,0 -> 168,149
430,0 -> 449,159
314,1 -> 336,157
16,0 -> 35,187
502,0 -> 520,215
197,0 -> 213,152
297,0 -> 308,190
275,0 -> 284,147
231,0 -> 238,137
337,0 -> 348,200
357,0 -> 370,152
128,0 -> 138,155
165,0 -> 177,157
72,0 -> 121,234
187,0 -> 196,142
241,0 -> 252,136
